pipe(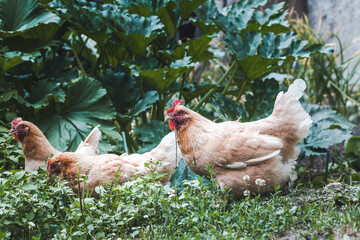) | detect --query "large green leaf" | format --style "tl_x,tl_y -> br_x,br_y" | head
305,128 -> 352,151
97,70 -> 139,114
301,103 -> 355,156
0,0 -> 60,40
169,34 -> 214,62
106,9 -> 164,55
310,108 -> 355,130
128,91 -> 159,117
225,32 -> 331,63
181,82 -> 219,104
195,0 -> 279,34
140,56 -> 196,93
170,158 -> 204,189
35,77 -> 119,152
224,32 -> 262,60
117,0 -> 170,16
237,56 -> 280,82
194,0 -> 221,33
243,78 -> 279,121
345,136 -> 360,158
60,1 -> 110,45
37,56 -> 78,83
24,79 -> 66,109
134,120 -> 170,153
177,0 -> 206,24
208,92 -> 243,122
0,51 -> 38,73
219,0 -> 268,33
